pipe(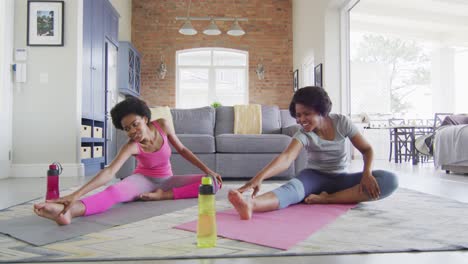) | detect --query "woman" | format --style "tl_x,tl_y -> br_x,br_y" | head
34,97 -> 222,225
229,86 -> 398,220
